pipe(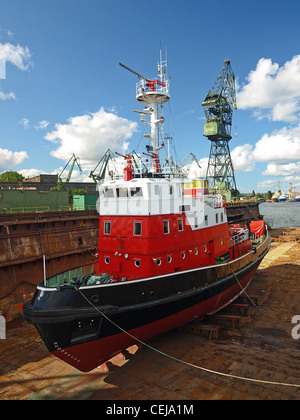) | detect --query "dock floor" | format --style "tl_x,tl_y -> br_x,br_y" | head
1,239 -> 300,400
